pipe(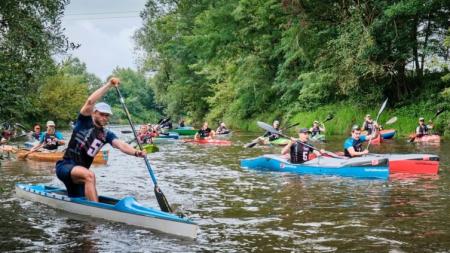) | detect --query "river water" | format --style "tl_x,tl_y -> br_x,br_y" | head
1,128 -> 449,252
